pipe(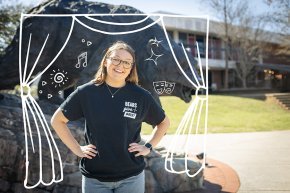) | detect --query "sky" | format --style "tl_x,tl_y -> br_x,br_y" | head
92,0 -> 272,19
3,0 -> 274,22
